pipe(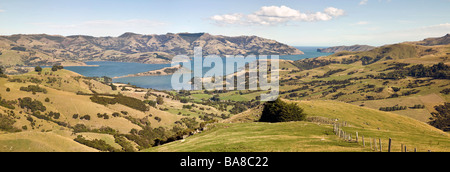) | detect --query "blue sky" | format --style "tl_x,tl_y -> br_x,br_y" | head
0,0 -> 449,46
